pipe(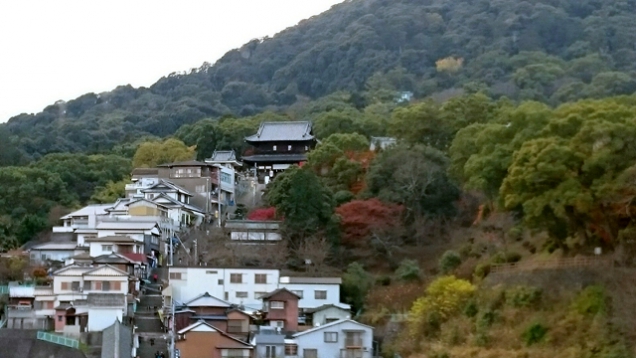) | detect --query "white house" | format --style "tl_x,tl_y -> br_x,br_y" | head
279,276 -> 344,309
86,293 -> 126,332
51,264 -> 130,333
53,204 -> 113,234
85,236 -> 143,257
168,267 -> 280,309
305,304 -> 352,326
94,220 -> 162,260
291,319 -> 374,358
29,243 -> 87,265
168,267 -> 345,311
